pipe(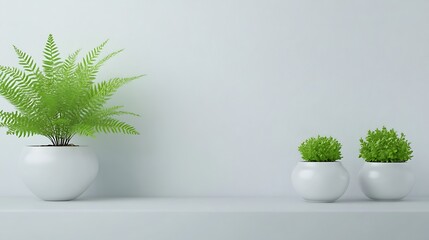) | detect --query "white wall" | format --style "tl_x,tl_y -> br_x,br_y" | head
0,0 -> 428,198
